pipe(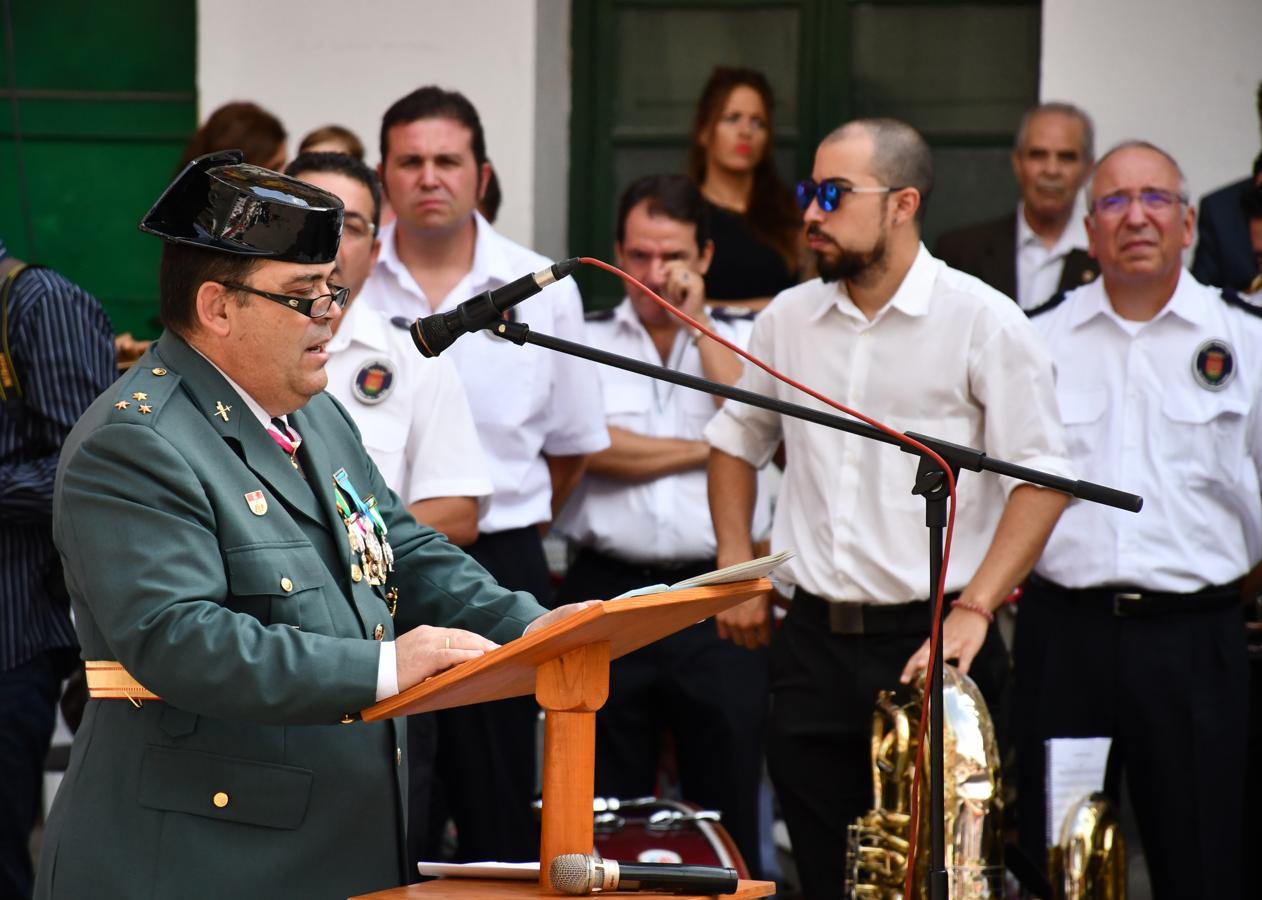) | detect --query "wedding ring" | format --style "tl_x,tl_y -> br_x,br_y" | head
444,636 -> 451,650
